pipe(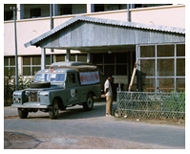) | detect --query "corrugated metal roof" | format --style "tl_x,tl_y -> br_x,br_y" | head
24,15 -> 185,48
